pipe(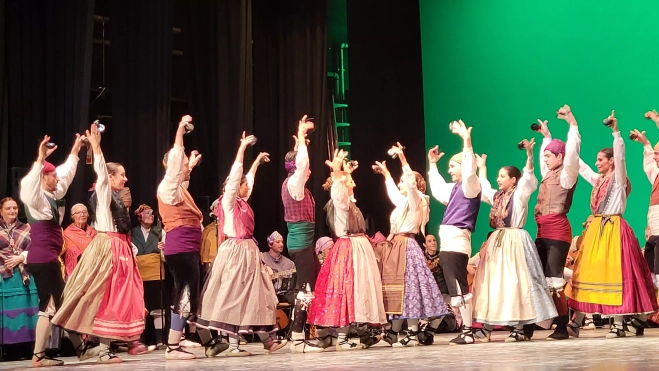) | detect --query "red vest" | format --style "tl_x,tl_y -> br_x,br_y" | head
281,177 -> 315,223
